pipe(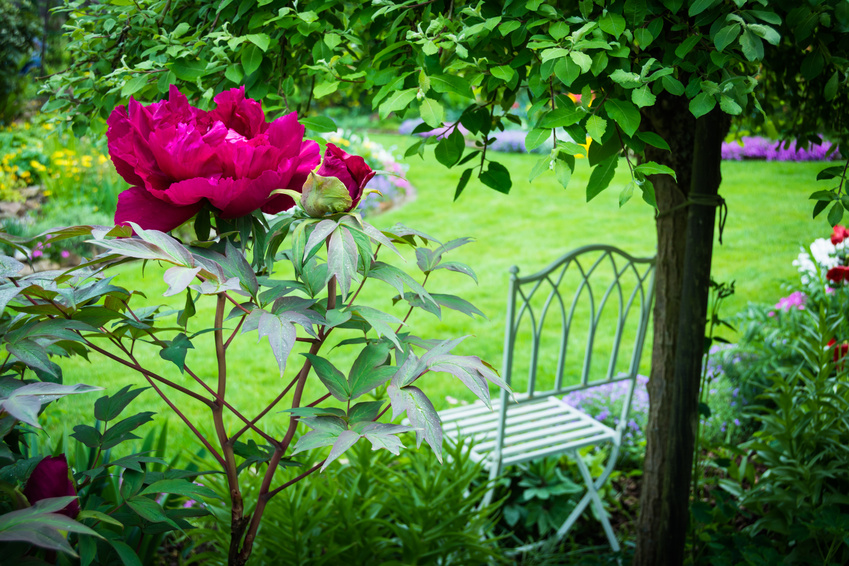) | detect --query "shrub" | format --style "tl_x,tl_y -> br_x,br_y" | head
187,439 -> 505,566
